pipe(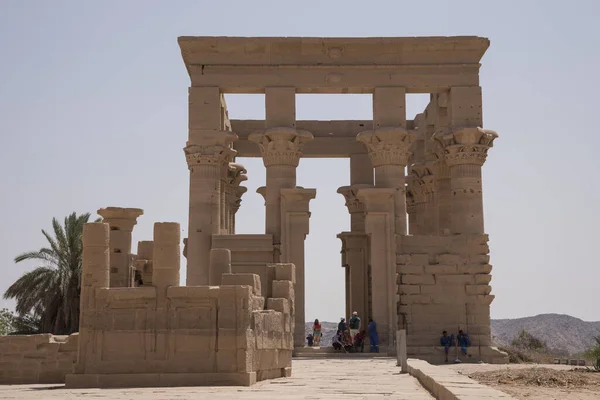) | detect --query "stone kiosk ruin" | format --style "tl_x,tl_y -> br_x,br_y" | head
0,35 -> 507,389
177,36 -> 506,363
